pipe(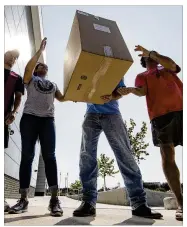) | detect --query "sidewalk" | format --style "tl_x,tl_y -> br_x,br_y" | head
4,196 -> 182,226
